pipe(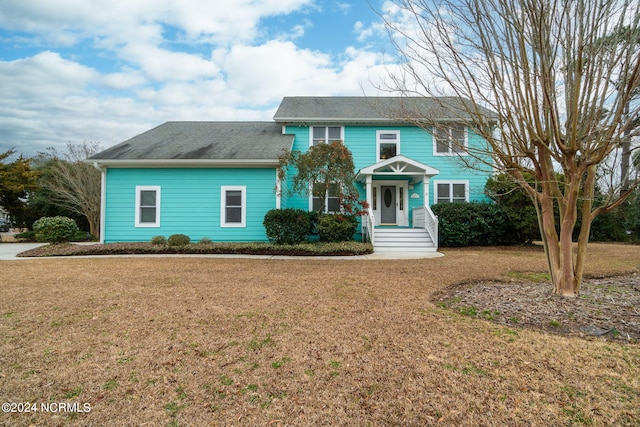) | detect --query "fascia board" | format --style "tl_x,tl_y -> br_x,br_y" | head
86,159 -> 279,168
